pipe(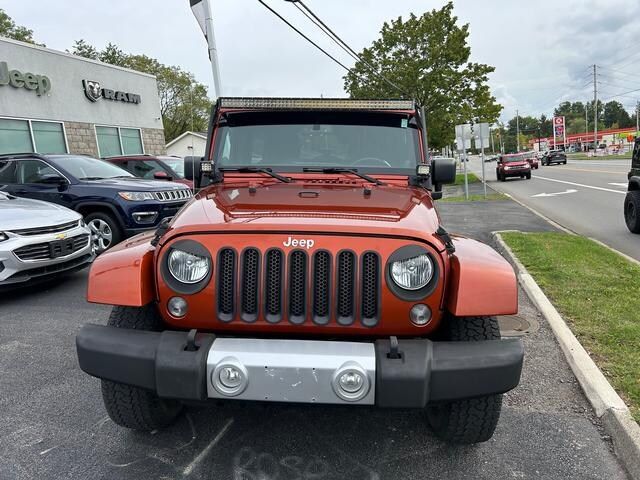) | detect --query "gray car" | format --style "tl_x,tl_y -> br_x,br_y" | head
0,192 -> 94,287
